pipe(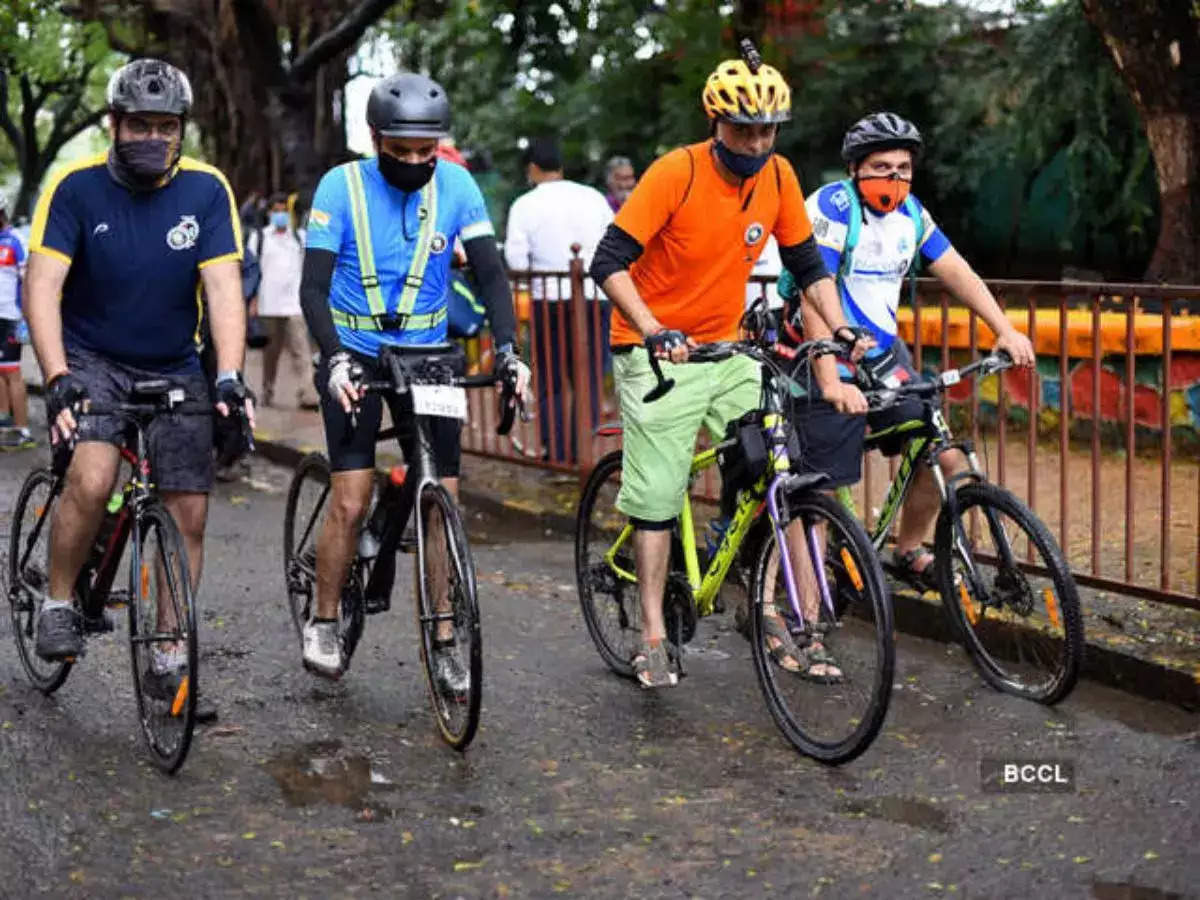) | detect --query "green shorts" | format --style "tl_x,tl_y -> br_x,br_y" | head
613,347 -> 760,522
